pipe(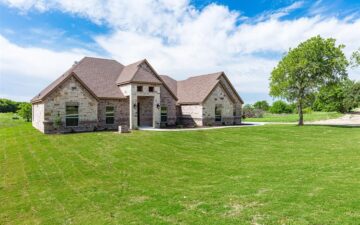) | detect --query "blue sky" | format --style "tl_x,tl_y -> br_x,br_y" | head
0,0 -> 360,103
